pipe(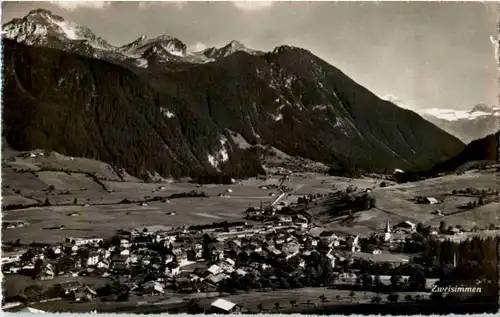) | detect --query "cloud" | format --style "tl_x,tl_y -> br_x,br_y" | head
138,1 -> 187,10
190,42 -> 208,52
381,94 -> 413,110
233,1 -> 274,12
50,1 -> 111,11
